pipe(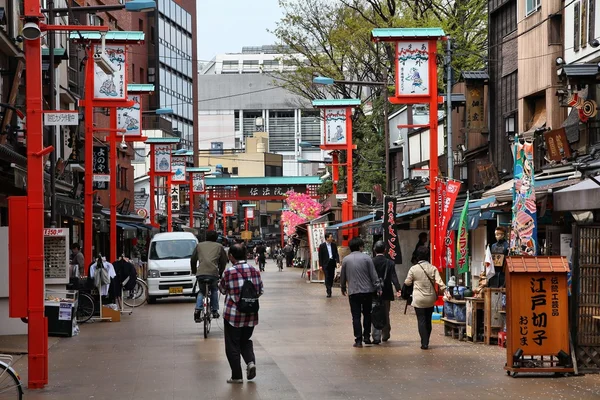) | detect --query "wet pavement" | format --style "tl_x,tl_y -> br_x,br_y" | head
14,260 -> 600,399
